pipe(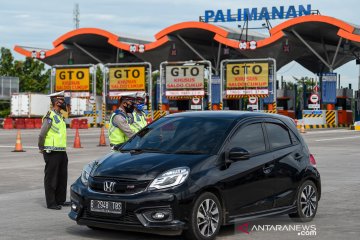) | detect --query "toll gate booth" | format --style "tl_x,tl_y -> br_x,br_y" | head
220,58 -> 277,112
158,61 -> 212,114
336,88 -> 353,125
103,62 -> 153,123
276,89 -> 296,119
50,64 -> 98,127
